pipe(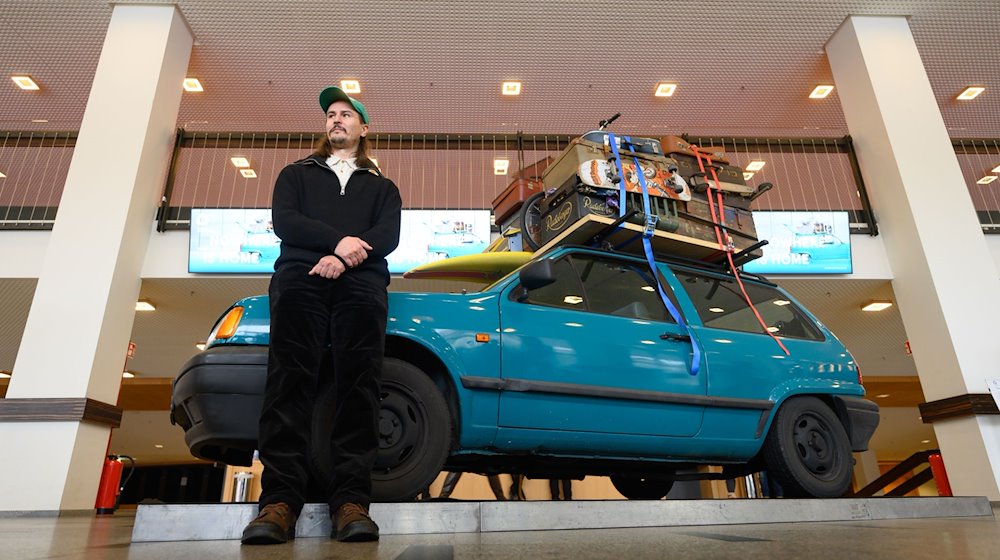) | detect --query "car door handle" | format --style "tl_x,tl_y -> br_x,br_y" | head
659,333 -> 691,342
